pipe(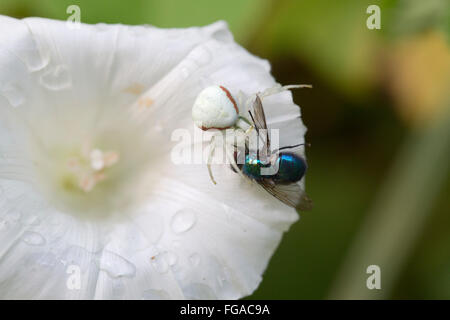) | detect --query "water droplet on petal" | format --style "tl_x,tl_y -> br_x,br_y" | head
189,253 -> 201,267
1,83 -> 25,107
22,231 -> 46,246
97,251 -> 136,279
39,65 -> 72,90
171,209 -> 197,234
142,289 -> 170,300
22,46 -> 50,72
